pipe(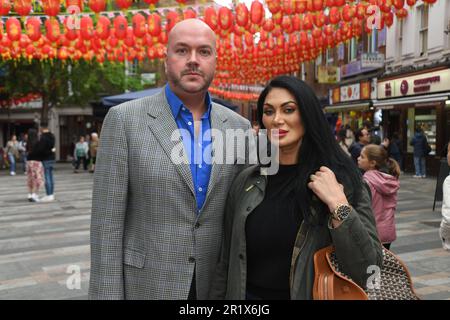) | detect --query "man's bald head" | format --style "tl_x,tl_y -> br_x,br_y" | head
168,19 -> 216,53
